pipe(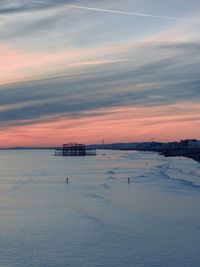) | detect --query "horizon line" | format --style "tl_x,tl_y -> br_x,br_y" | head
0,138 -> 199,149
